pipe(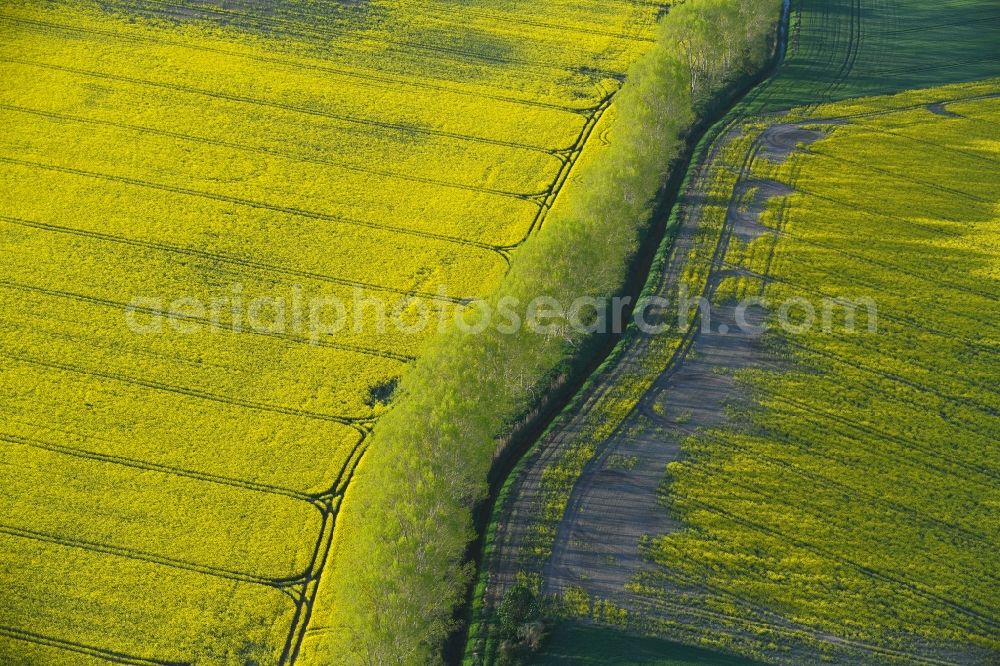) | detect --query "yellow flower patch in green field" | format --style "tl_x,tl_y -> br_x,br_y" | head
651,83 -> 1000,654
